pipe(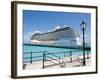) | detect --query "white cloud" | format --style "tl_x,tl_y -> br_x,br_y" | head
80,34 -> 88,38
24,32 -> 33,43
80,34 -> 91,43
24,30 -> 41,43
